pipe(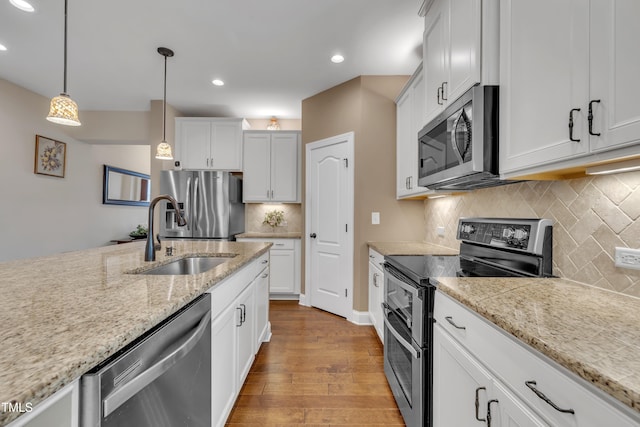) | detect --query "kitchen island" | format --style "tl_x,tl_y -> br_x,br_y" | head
0,240 -> 271,426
